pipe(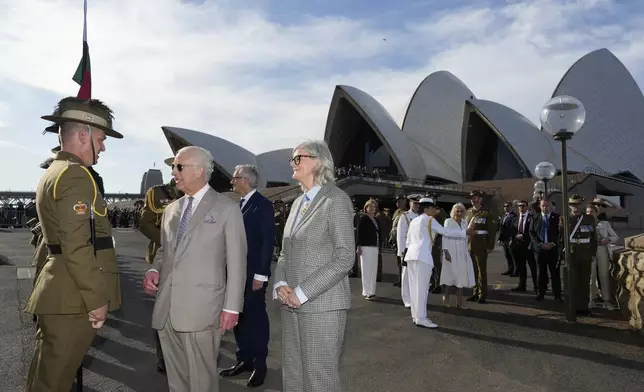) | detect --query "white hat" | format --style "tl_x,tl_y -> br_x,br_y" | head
419,197 -> 436,205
